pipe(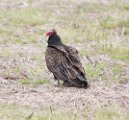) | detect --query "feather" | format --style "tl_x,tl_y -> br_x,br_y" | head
45,29 -> 89,88
45,45 -> 88,88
